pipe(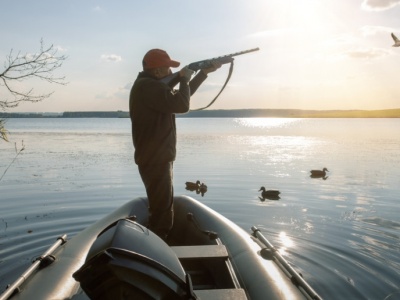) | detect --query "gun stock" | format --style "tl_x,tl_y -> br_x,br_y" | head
160,47 -> 259,88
